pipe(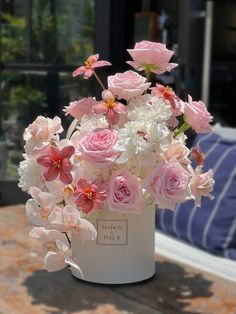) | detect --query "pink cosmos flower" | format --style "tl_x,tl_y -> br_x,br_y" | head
49,205 -> 97,241
145,159 -> 191,210
29,227 -> 82,274
108,168 -> 144,214
108,70 -> 151,101
93,90 -> 128,124
182,95 -> 213,133
151,84 -> 181,116
74,179 -> 107,214
190,167 -> 214,207
79,128 -> 119,168
63,97 -> 97,120
127,40 -> 178,74
72,54 -> 111,79
25,187 -> 59,228
24,116 -> 63,155
37,145 -> 75,185
190,145 -> 205,166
